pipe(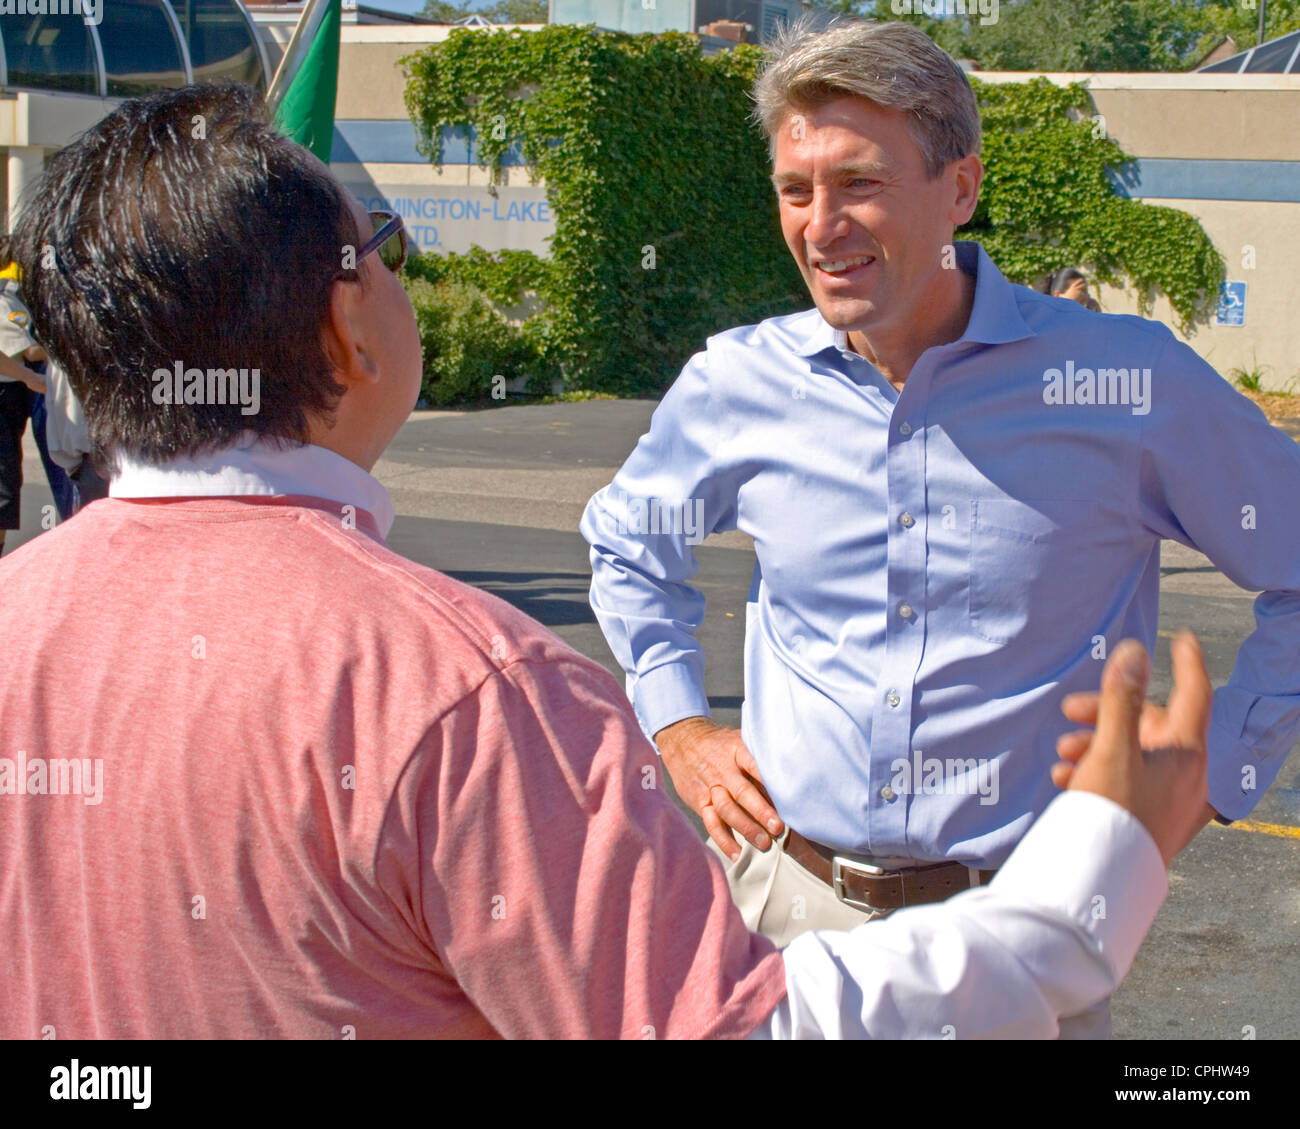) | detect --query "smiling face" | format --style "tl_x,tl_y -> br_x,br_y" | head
772,95 -> 982,350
